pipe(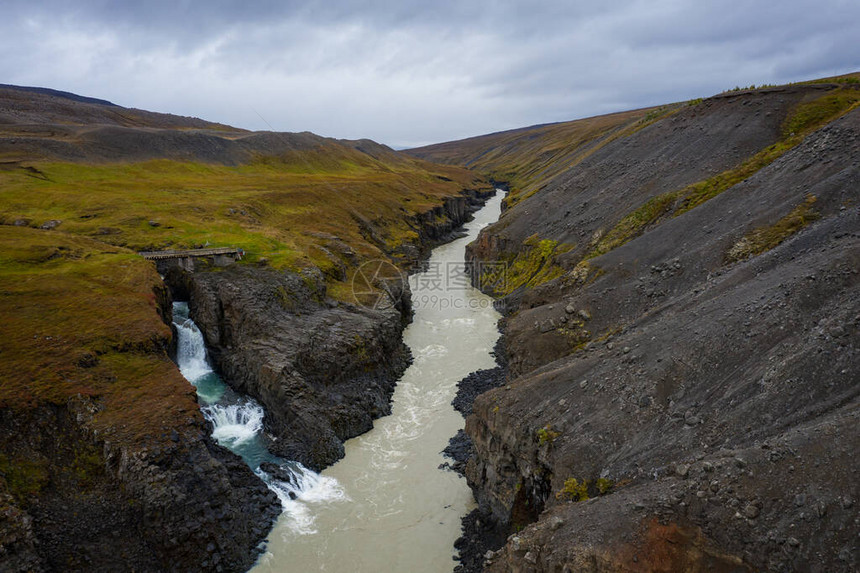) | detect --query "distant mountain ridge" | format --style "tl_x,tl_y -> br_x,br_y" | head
0,84 -> 119,106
